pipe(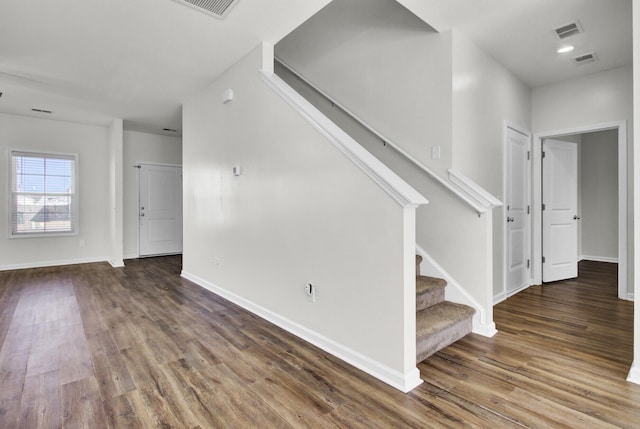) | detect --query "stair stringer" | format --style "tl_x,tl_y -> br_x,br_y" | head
416,244 -> 497,337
